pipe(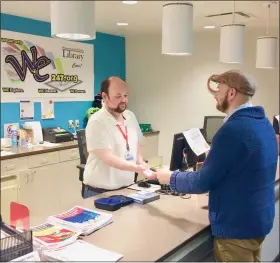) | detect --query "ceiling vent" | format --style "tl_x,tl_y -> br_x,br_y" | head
204,11 -> 258,25
206,11 -> 252,19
